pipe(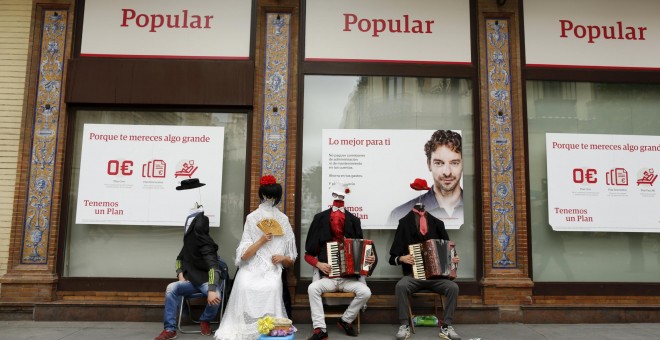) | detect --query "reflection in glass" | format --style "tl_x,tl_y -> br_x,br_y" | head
527,81 -> 660,282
